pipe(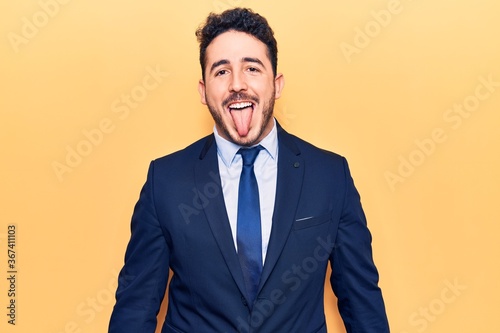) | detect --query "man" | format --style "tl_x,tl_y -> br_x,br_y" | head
109,7 -> 389,333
